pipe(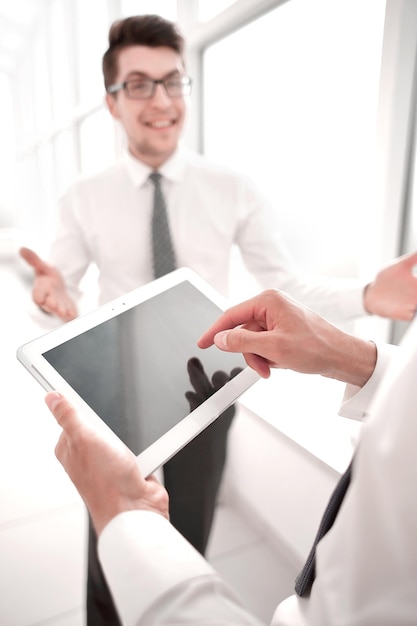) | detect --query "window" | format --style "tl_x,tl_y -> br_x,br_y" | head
198,0 -> 237,21
14,54 -> 36,150
37,141 -> 57,239
54,130 -> 77,198
120,0 -> 177,21
33,27 -> 52,135
406,143 -> 417,252
16,154 -> 40,234
392,104 -> 417,344
0,73 -> 16,225
75,0 -> 109,108
49,0 -> 73,125
203,0 -> 386,294
79,109 -> 116,177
